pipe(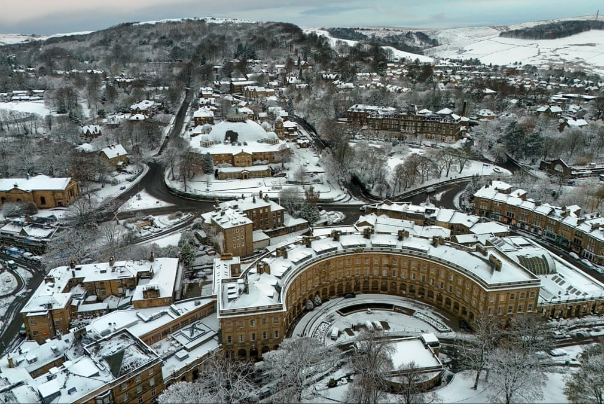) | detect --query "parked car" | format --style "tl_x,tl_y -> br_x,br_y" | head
569,252 -> 580,260
344,293 -> 356,299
